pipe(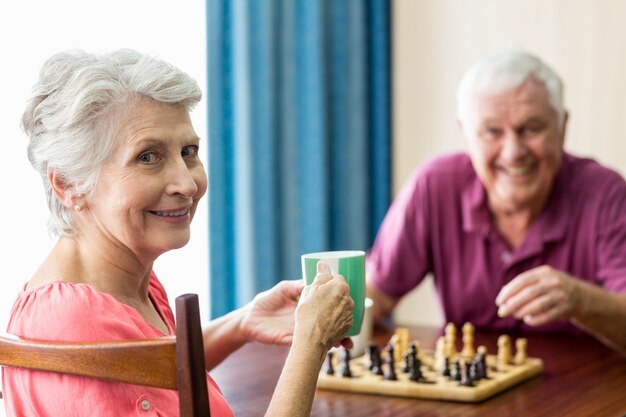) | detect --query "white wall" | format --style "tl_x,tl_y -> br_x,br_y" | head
0,0 -> 209,334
